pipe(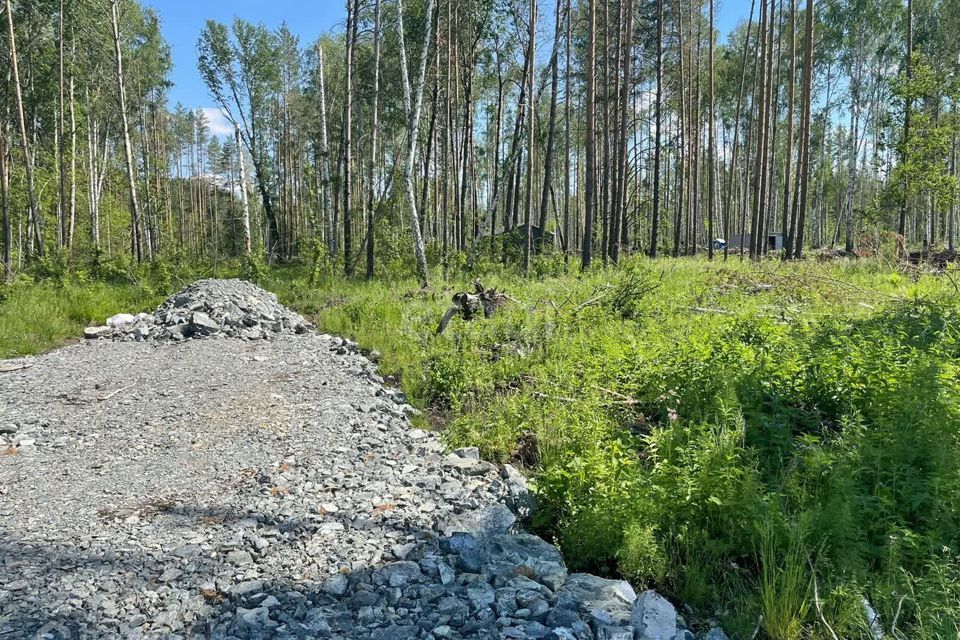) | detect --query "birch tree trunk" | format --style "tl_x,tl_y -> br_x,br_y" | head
397,0 -> 436,287
343,0 -> 358,276
110,0 -> 143,262
236,126 -> 252,255
6,0 -> 43,258
366,0 -> 382,279
1,125 -> 9,279
58,0 -> 67,248
524,0 -> 536,277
